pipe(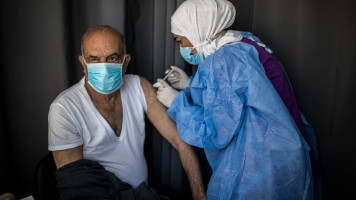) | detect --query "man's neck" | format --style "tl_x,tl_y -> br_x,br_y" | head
84,82 -> 120,107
